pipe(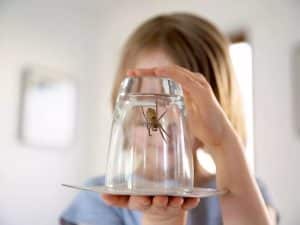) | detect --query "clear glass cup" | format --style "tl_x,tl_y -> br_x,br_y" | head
62,76 -> 226,197
105,76 -> 194,193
